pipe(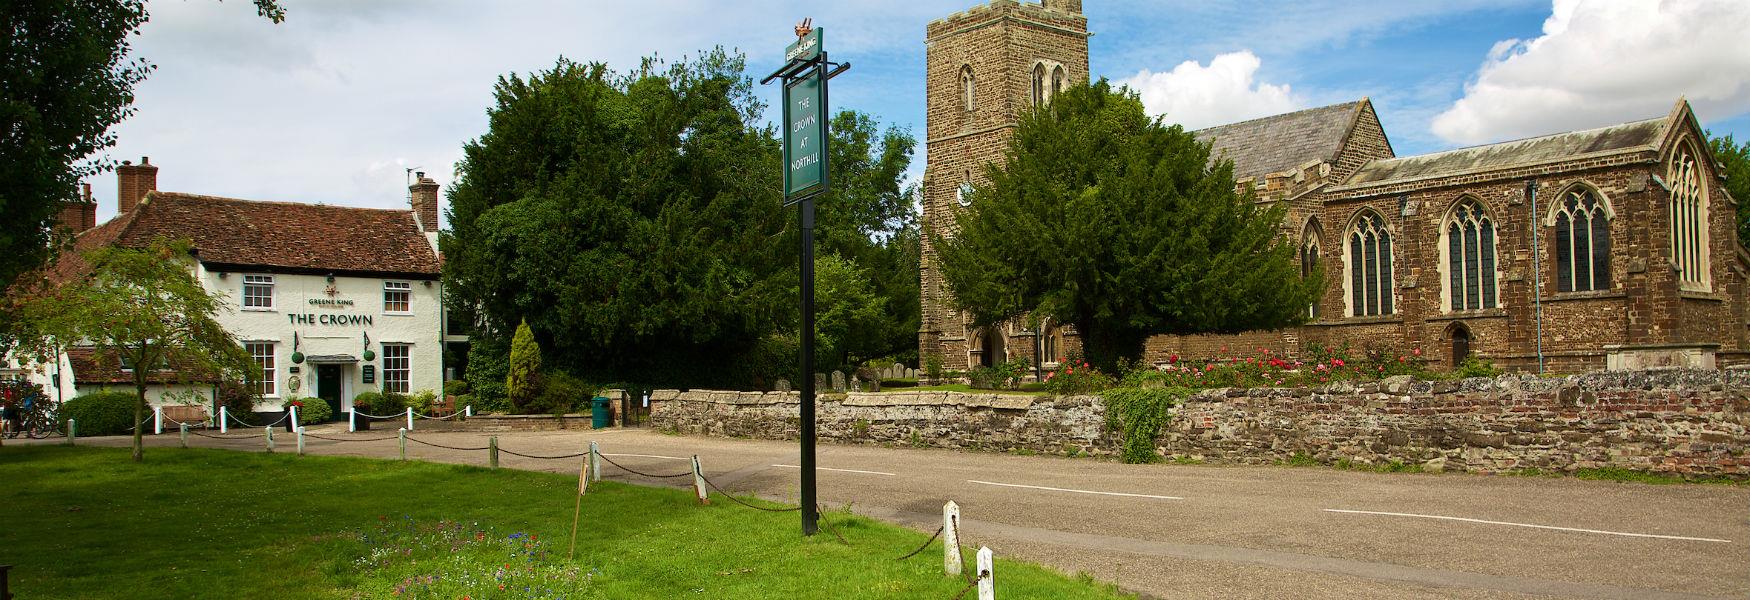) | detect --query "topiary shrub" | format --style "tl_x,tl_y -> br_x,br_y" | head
285,397 -> 331,425
506,319 -> 542,410
59,391 -> 140,436
1100,387 -> 1188,464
